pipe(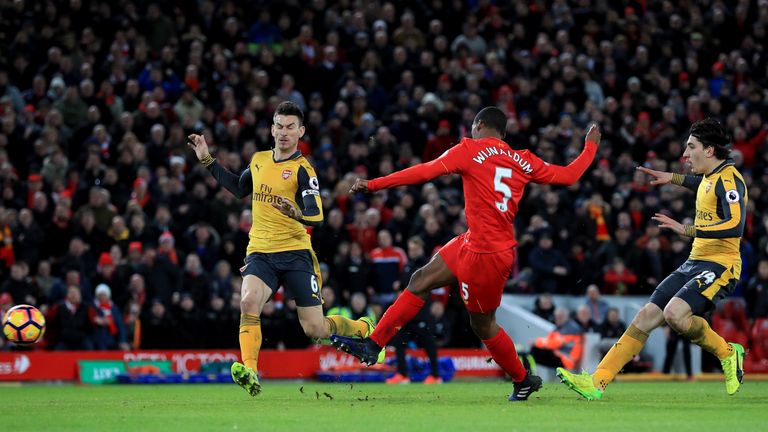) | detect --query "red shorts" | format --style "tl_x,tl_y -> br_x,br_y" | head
438,233 -> 516,313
